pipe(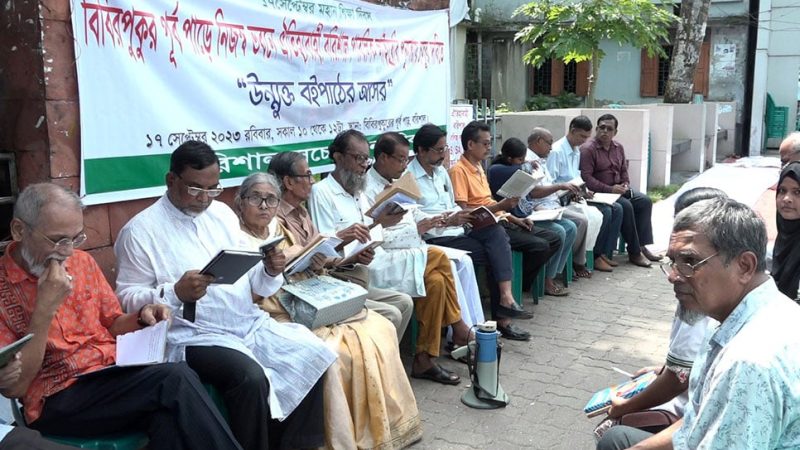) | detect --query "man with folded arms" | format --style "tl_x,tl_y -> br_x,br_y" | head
409,124 -> 532,341
115,141 -> 336,450
580,114 -> 658,268
0,183 -> 240,450
309,130 -> 470,385
449,121 -> 560,324
600,198 -> 800,449
547,115 -> 621,273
